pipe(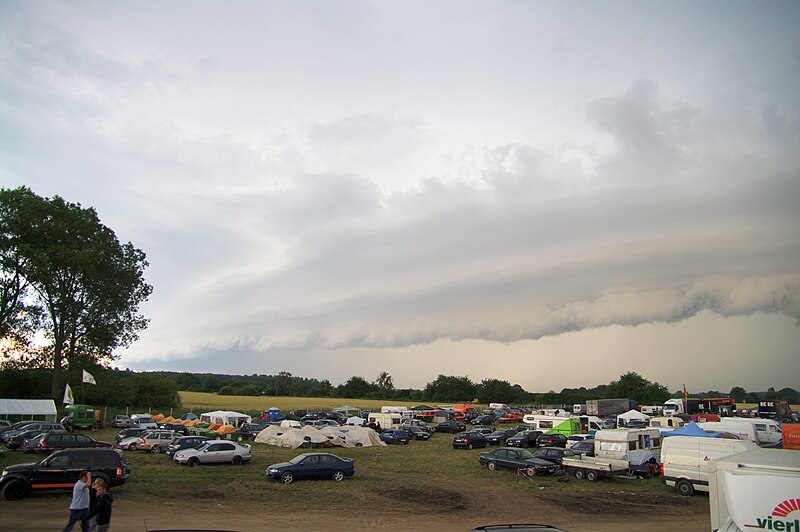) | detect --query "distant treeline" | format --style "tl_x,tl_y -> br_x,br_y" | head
2,367 -> 797,409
